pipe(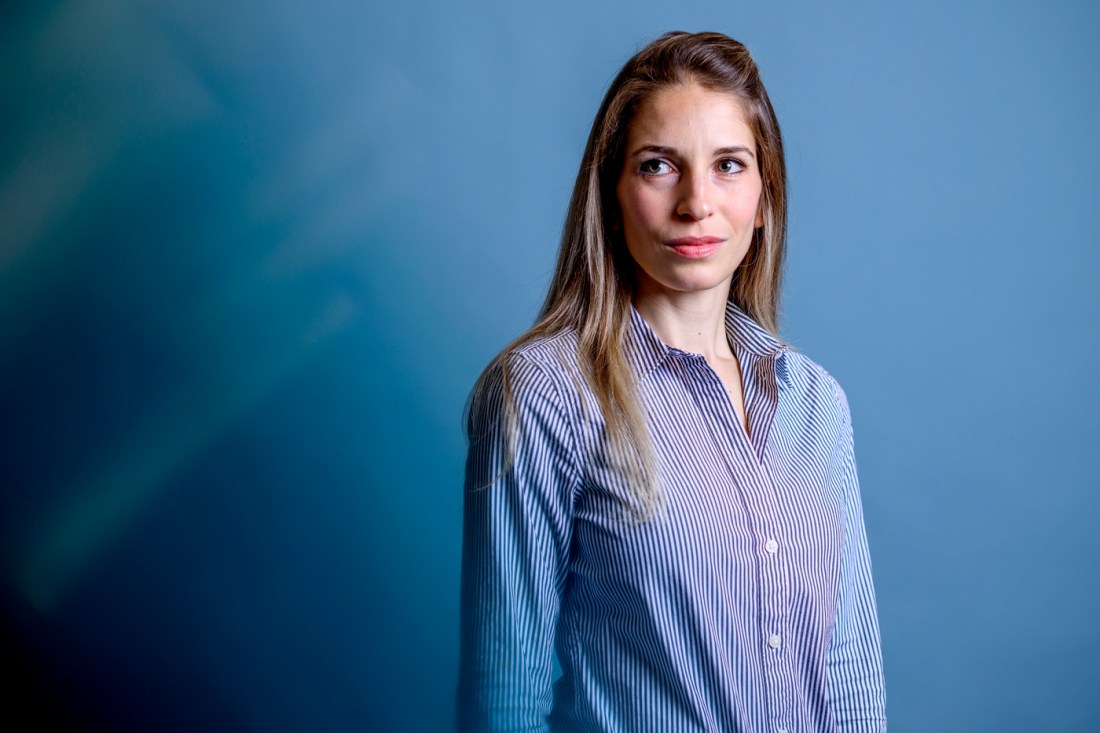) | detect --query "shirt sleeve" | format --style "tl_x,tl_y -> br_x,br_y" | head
456,354 -> 581,733
827,382 -> 888,733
